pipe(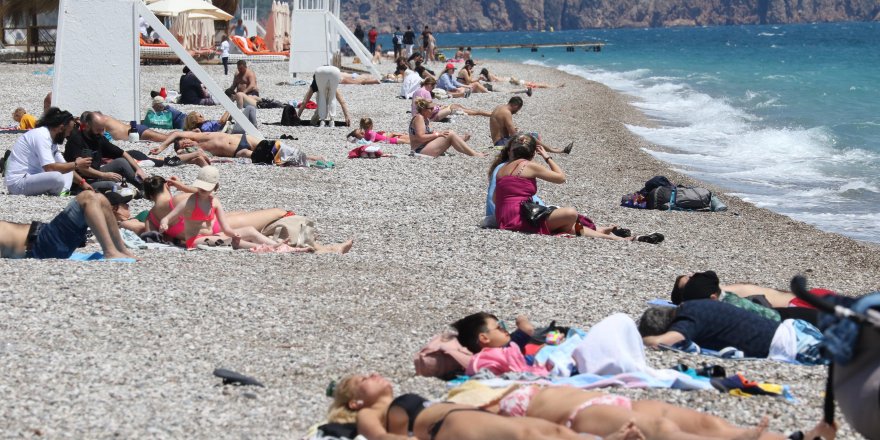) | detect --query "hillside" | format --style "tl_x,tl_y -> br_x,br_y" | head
335,0 -> 879,32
